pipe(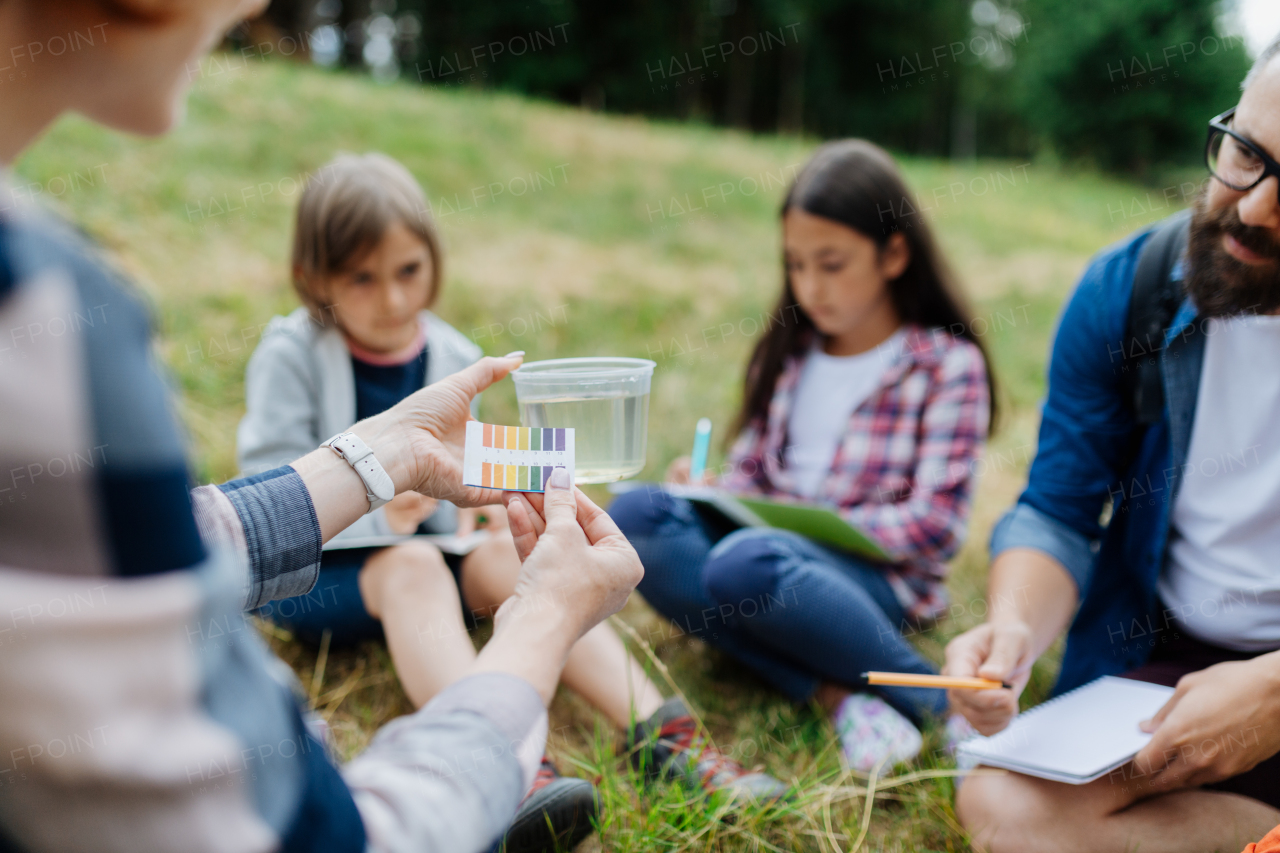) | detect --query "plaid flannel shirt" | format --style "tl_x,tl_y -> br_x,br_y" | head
720,324 -> 990,623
